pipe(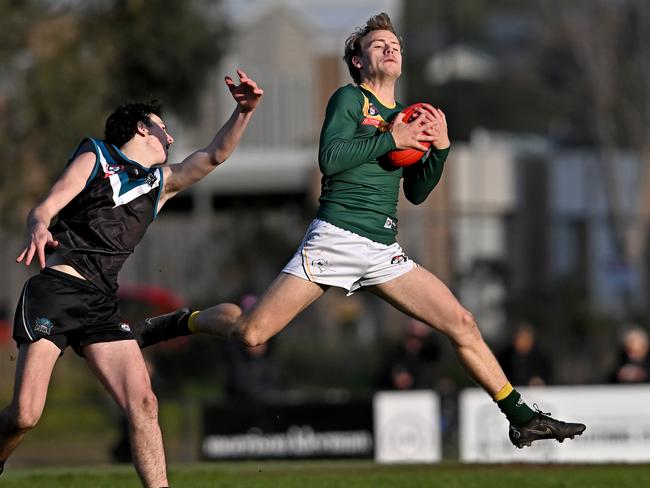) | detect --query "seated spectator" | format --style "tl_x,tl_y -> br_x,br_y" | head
611,325 -> 650,384
498,323 -> 551,386
379,319 -> 439,390
224,294 -> 281,402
